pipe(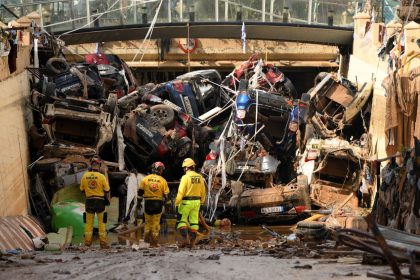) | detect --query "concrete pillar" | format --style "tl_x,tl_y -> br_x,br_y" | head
26,11 -> 41,26
339,54 -> 350,78
353,12 -> 371,38
16,16 -> 32,28
371,22 -> 385,47
404,21 -> 420,55
385,20 -> 402,38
